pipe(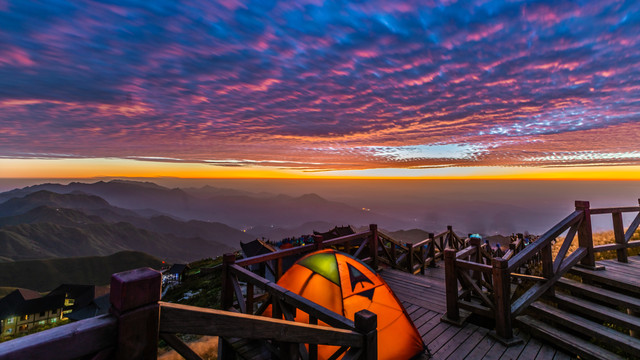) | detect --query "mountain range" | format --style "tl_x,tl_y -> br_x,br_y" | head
0,180 -> 402,263
0,180 -> 400,230
0,189 -> 245,262
0,251 -> 164,292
